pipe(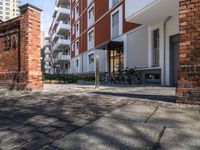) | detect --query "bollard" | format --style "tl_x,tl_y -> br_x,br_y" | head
95,54 -> 100,89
